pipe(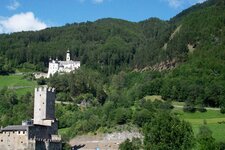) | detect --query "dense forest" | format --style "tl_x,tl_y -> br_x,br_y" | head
1,0 -> 225,149
1,0 -> 225,107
